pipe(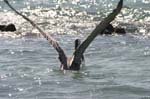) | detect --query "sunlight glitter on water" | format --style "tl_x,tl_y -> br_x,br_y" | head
1,0 -> 150,99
